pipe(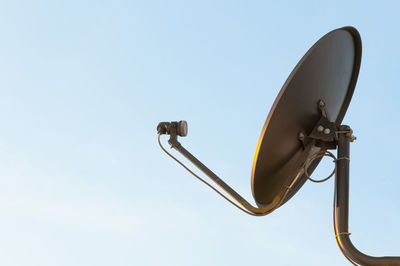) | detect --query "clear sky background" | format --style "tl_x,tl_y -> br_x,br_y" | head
0,1 -> 399,265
